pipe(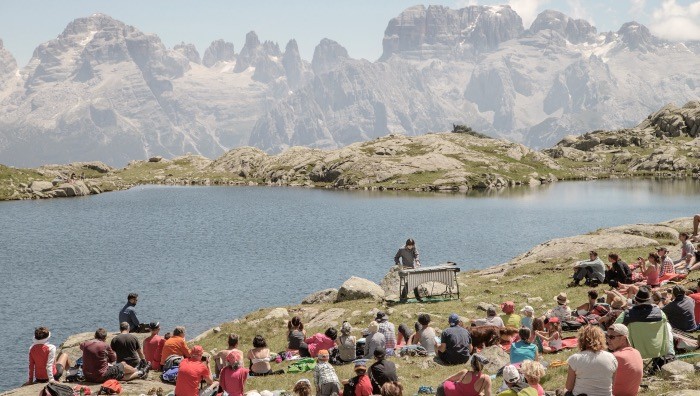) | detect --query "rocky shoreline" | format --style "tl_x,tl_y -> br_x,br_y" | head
5,216 -> 700,395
